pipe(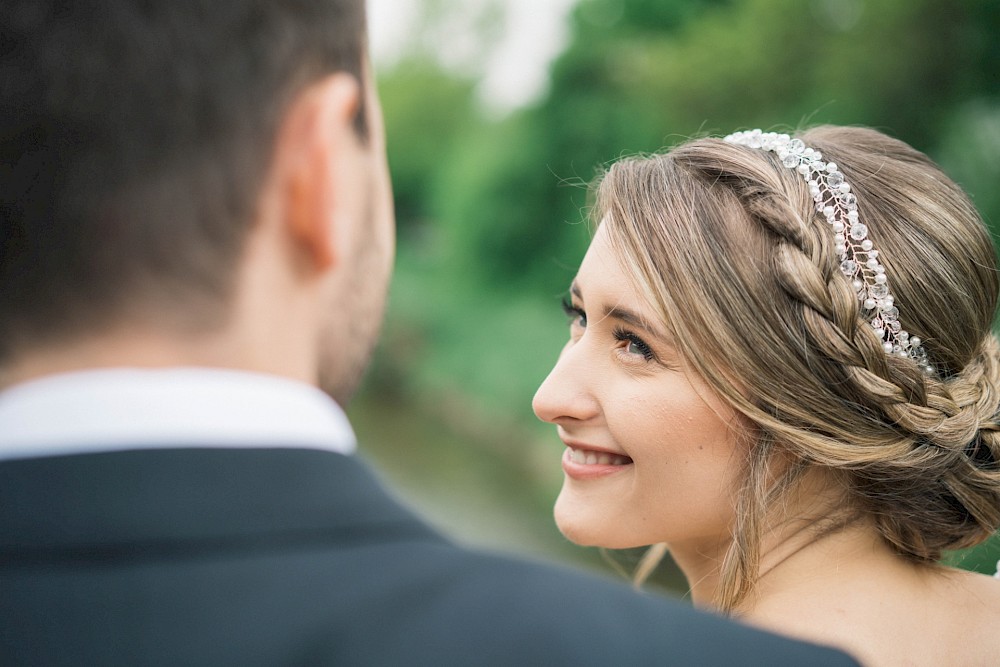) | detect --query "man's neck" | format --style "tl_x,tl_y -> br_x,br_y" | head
2,326 -> 315,391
